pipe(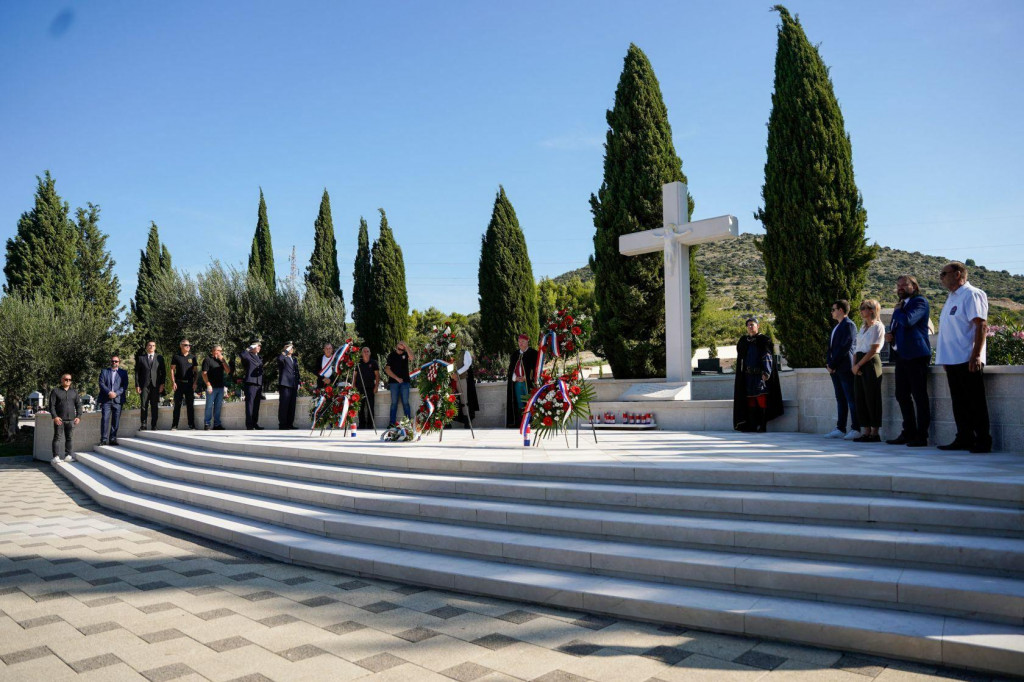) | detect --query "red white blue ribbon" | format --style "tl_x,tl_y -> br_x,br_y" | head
417,396 -> 436,437
534,331 -> 561,383
320,342 -> 352,379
